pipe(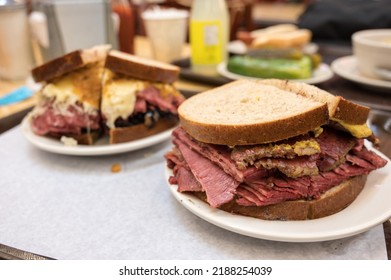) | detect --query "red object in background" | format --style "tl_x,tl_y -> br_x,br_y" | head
112,0 -> 135,54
